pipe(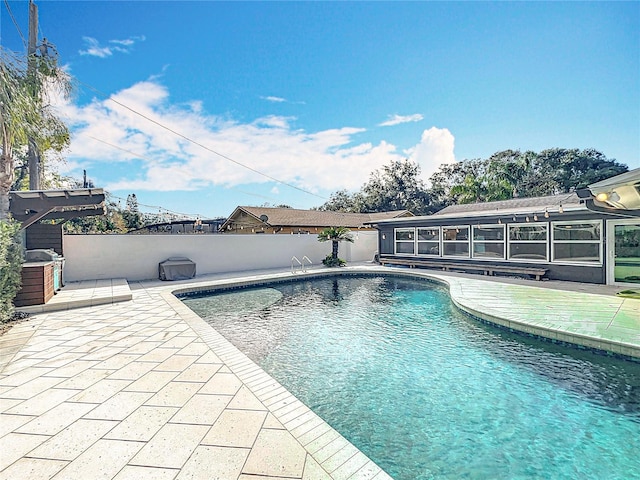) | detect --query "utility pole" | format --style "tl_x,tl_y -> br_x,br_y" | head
27,0 -> 40,190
